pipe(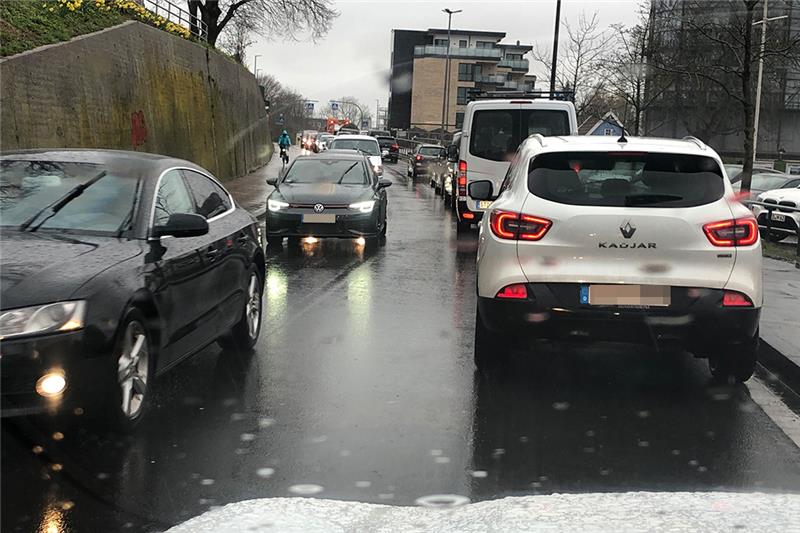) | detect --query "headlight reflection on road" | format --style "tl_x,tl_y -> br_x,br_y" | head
347,267 -> 371,335
265,270 -> 287,323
